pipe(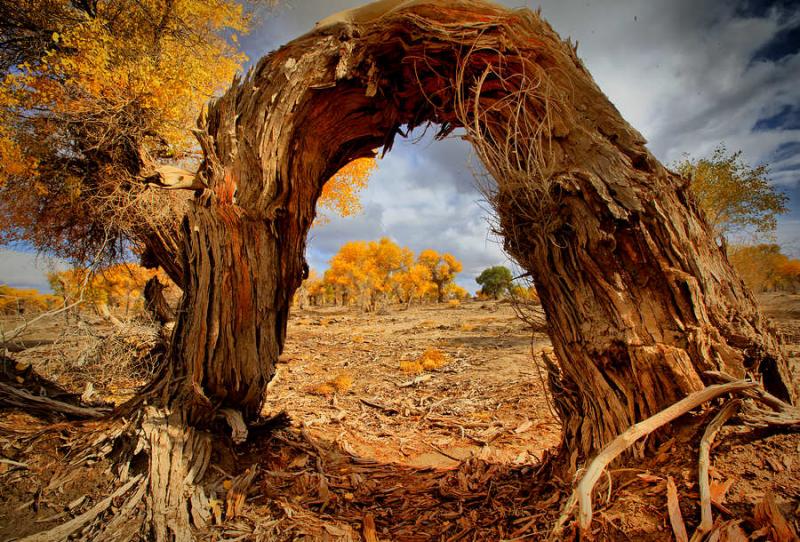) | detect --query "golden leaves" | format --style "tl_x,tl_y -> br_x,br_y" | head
318,157 -> 376,220
678,144 -> 788,239
298,239 -> 465,309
